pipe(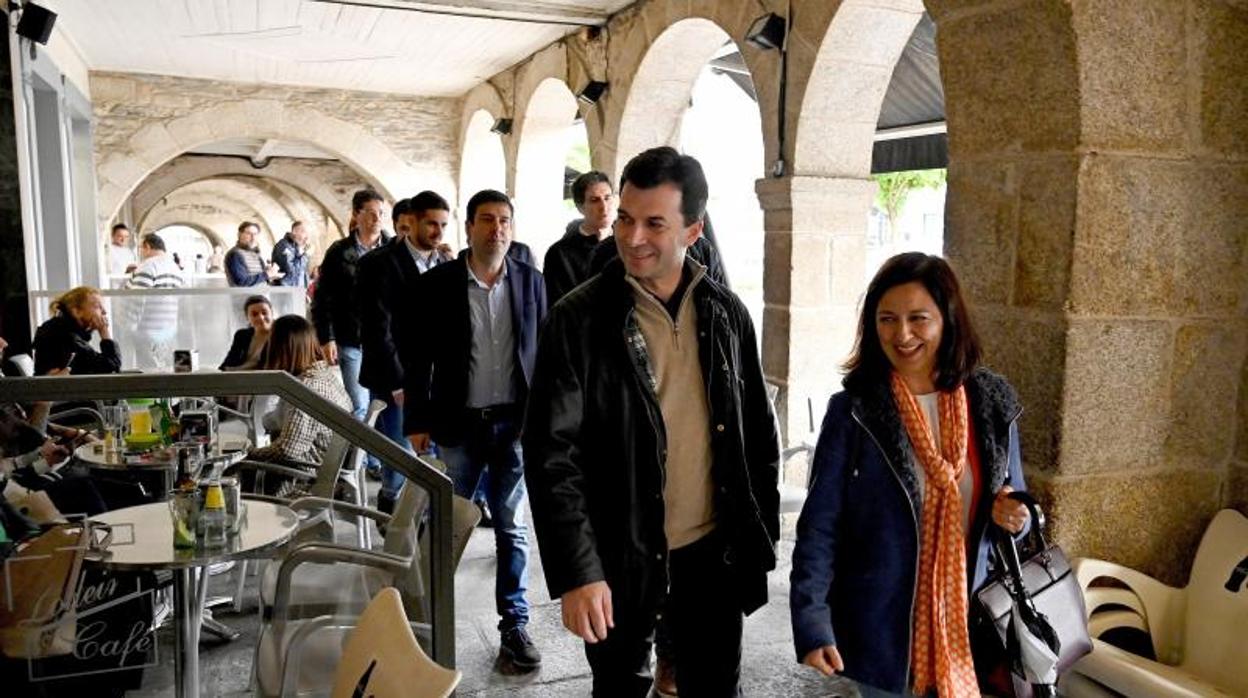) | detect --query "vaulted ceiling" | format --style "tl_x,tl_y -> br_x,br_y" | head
45,0 -> 635,96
